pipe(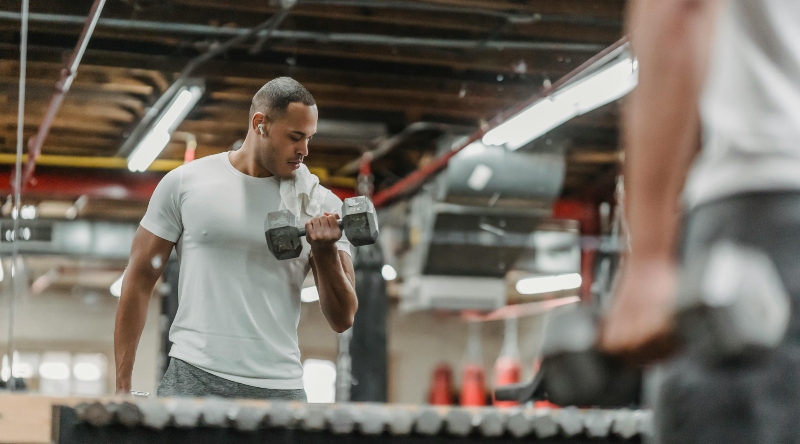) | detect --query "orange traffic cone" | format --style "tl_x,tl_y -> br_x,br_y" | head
460,322 -> 487,406
460,363 -> 487,406
428,364 -> 454,405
